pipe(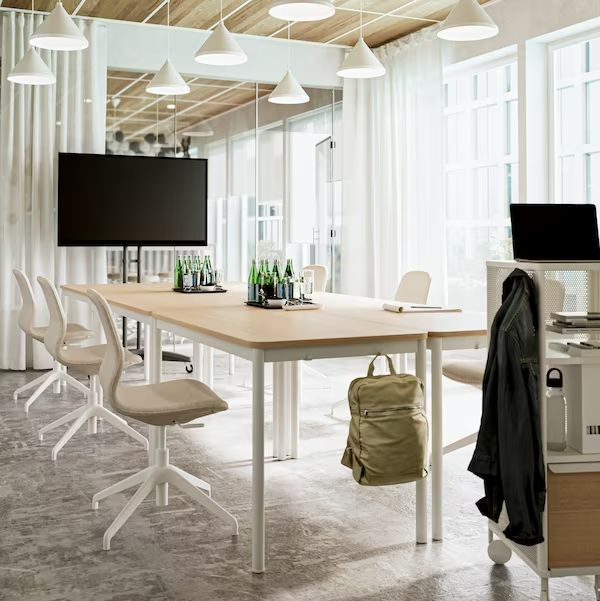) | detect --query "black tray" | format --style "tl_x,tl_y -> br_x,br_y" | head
245,301 -> 282,309
173,287 -> 227,294
245,300 -> 316,310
